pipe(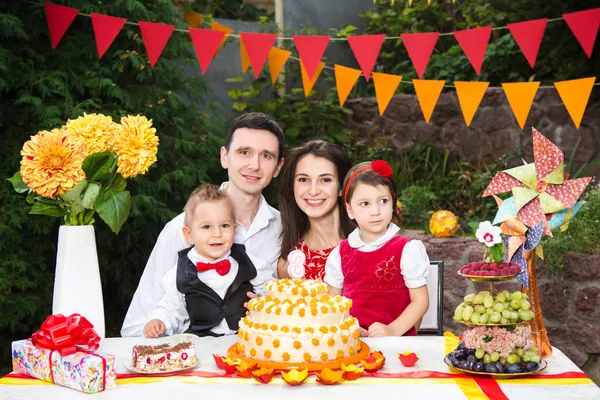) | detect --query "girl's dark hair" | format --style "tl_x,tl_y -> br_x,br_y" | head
342,161 -> 400,224
278,140 -> 354,260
